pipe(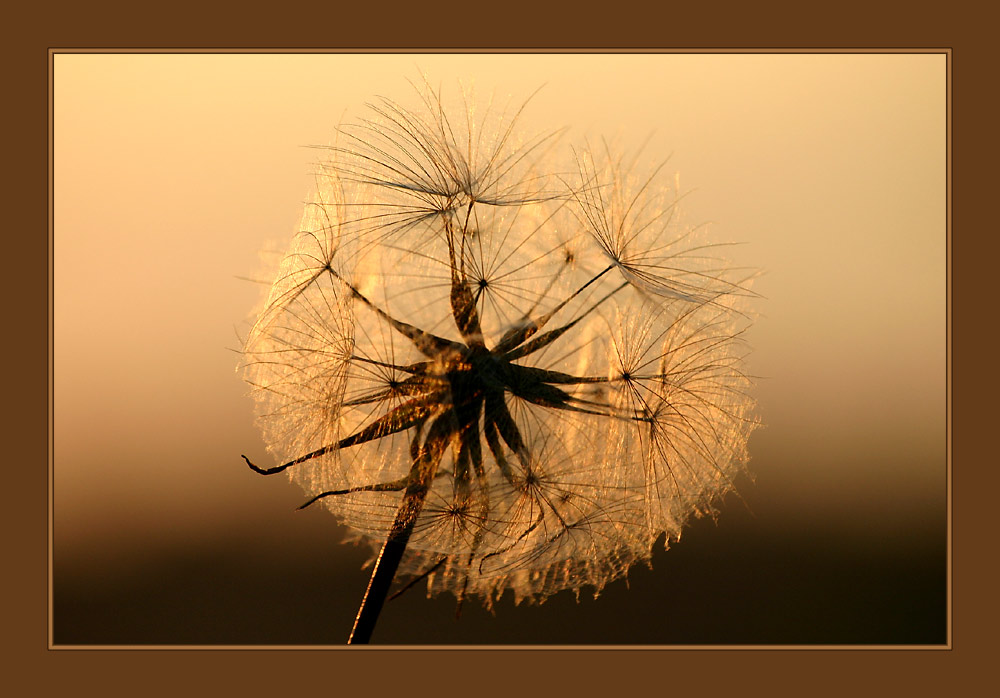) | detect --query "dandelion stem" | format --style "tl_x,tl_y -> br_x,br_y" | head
348,517 -> 417,644
348,417 -> 448,644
